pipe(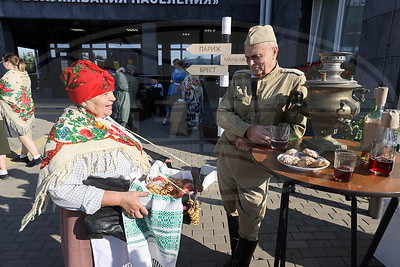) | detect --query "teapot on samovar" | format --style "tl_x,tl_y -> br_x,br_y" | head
294,52 -> 369,153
